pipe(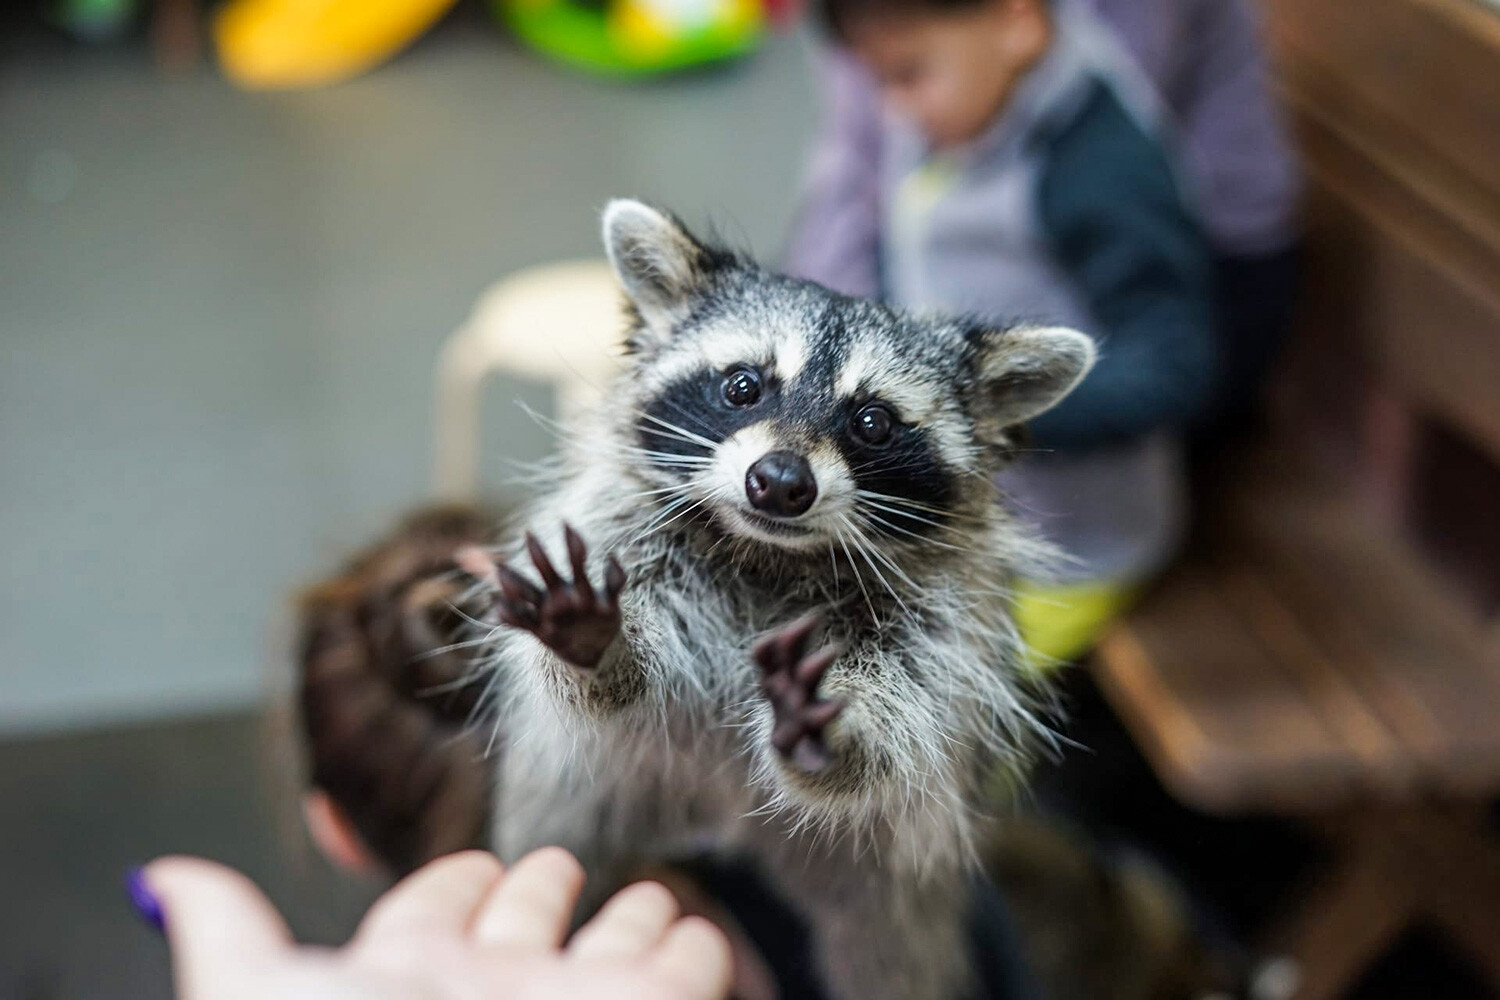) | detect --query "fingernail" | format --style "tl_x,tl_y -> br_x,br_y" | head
125,867 -> 165,933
